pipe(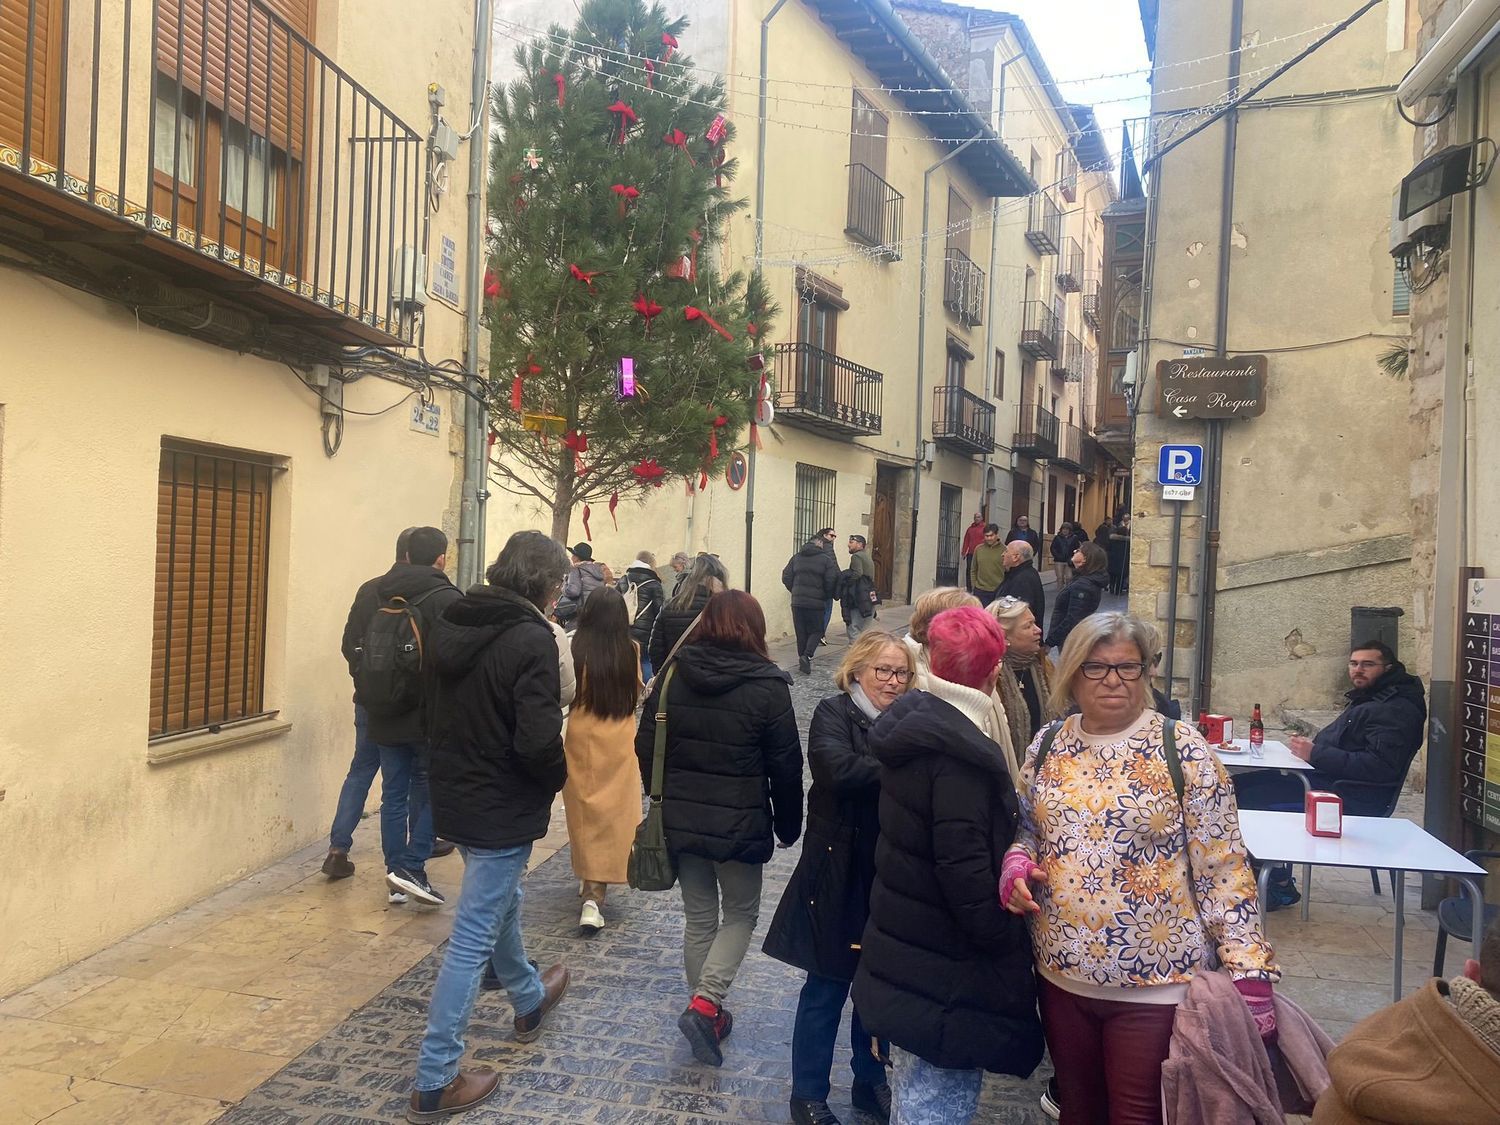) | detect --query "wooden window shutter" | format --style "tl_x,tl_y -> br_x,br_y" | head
155,0 -> 314,153
947,188 -> 971,256
0,0 -> 61,158
850,92 -> 887,179
150,447 -> 274,738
